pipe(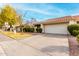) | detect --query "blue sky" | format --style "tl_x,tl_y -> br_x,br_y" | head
0,3 -> 79,22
